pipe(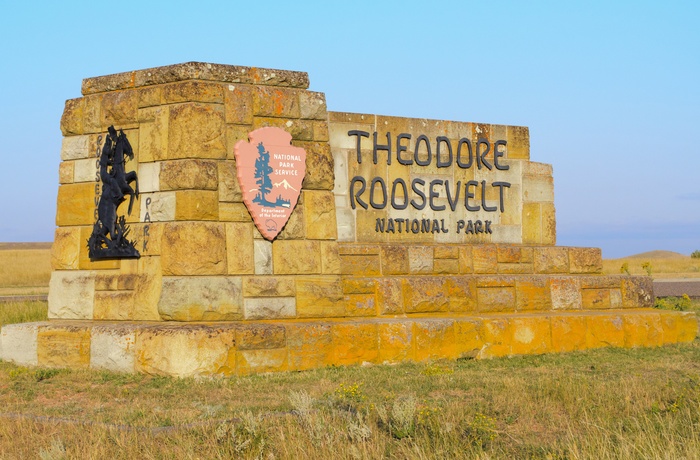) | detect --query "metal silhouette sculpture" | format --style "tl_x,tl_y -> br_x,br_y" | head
88,126 -> 140,260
